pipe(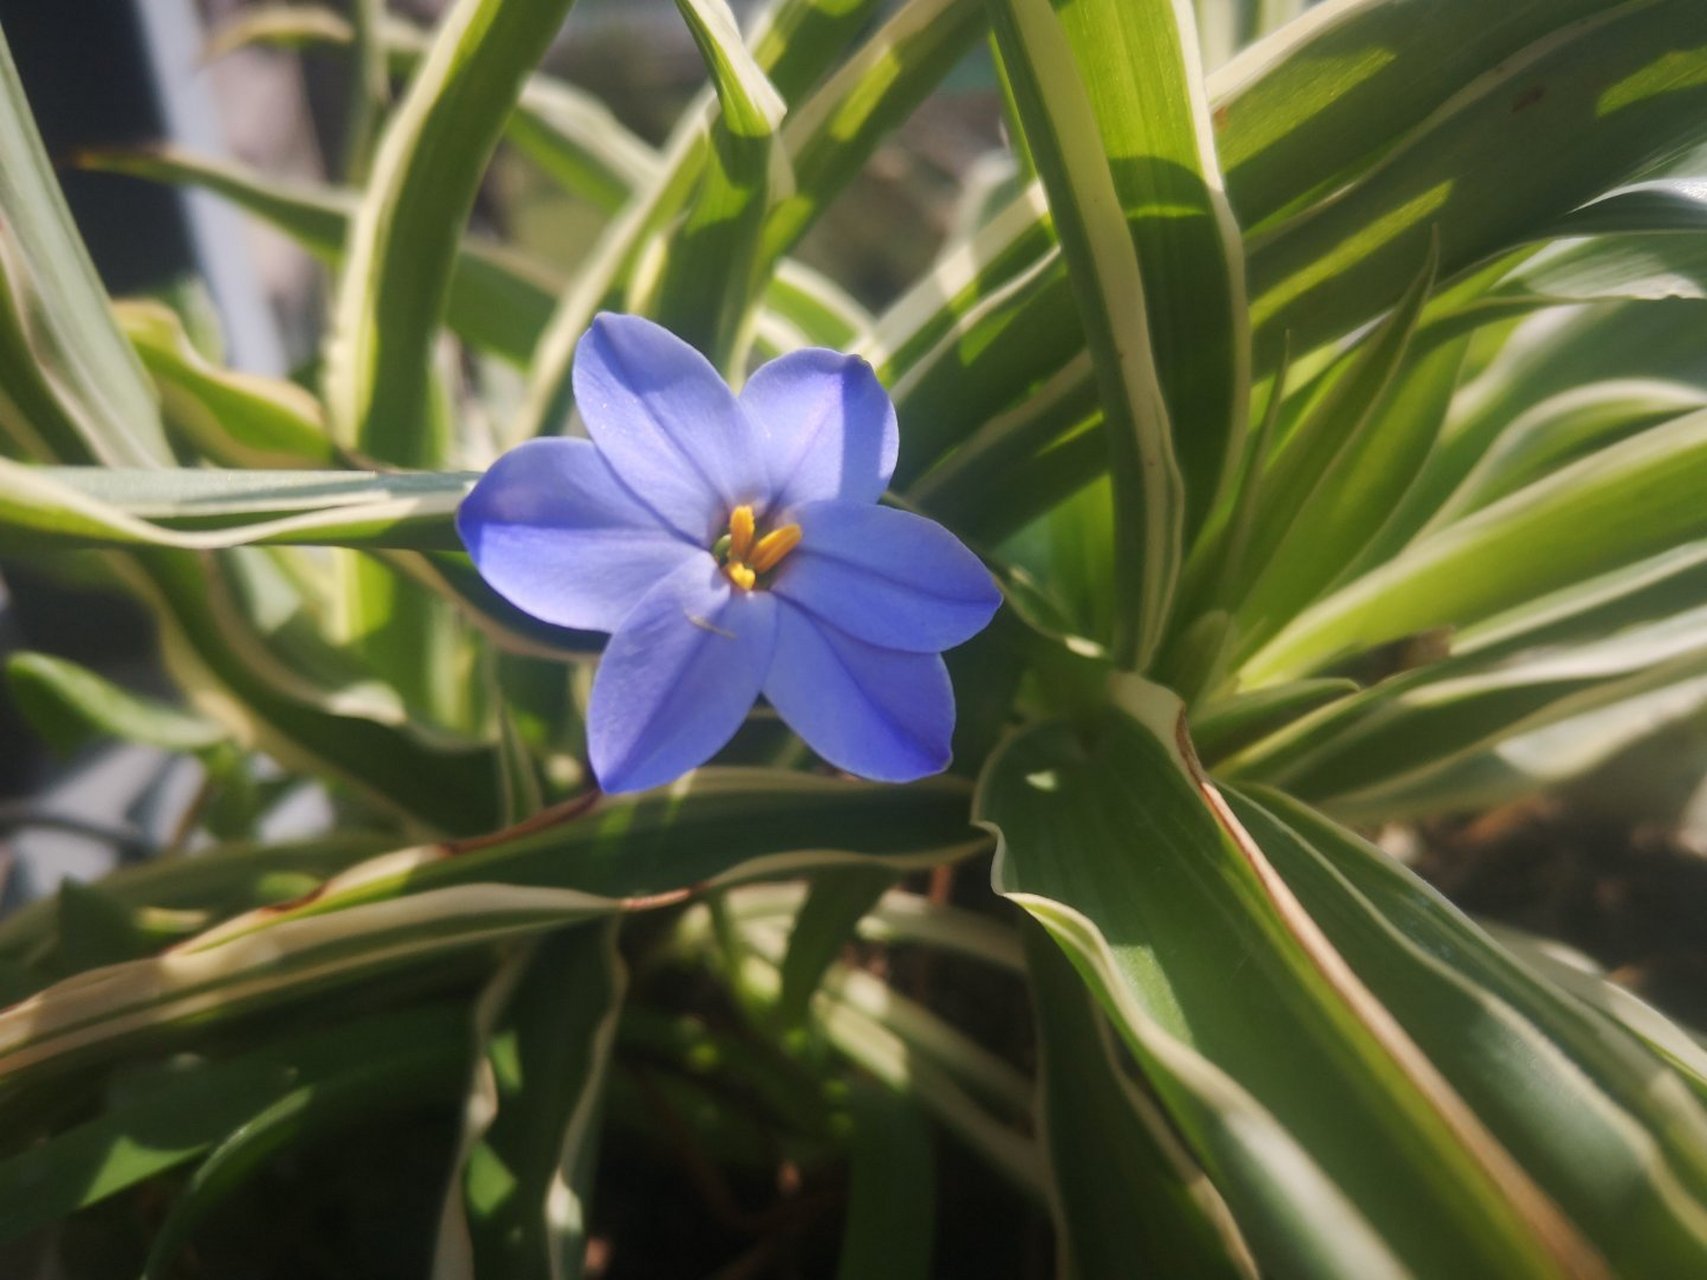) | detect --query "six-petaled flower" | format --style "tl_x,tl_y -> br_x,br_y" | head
457,313 -> 1002,793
